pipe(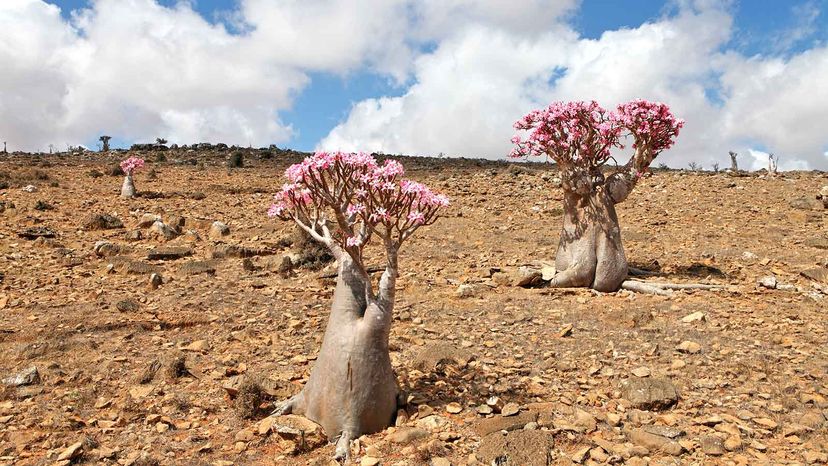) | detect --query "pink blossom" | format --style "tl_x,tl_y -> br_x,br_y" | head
346,203 -> 366,216
269,151 -> 448,251
120,156 -> 145,174
407,211 -> 425,224
511,99 -> 682,168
